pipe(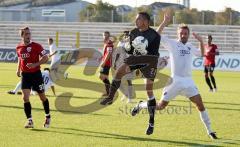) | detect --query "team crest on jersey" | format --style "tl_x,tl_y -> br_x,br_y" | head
27,47 -> 32,52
